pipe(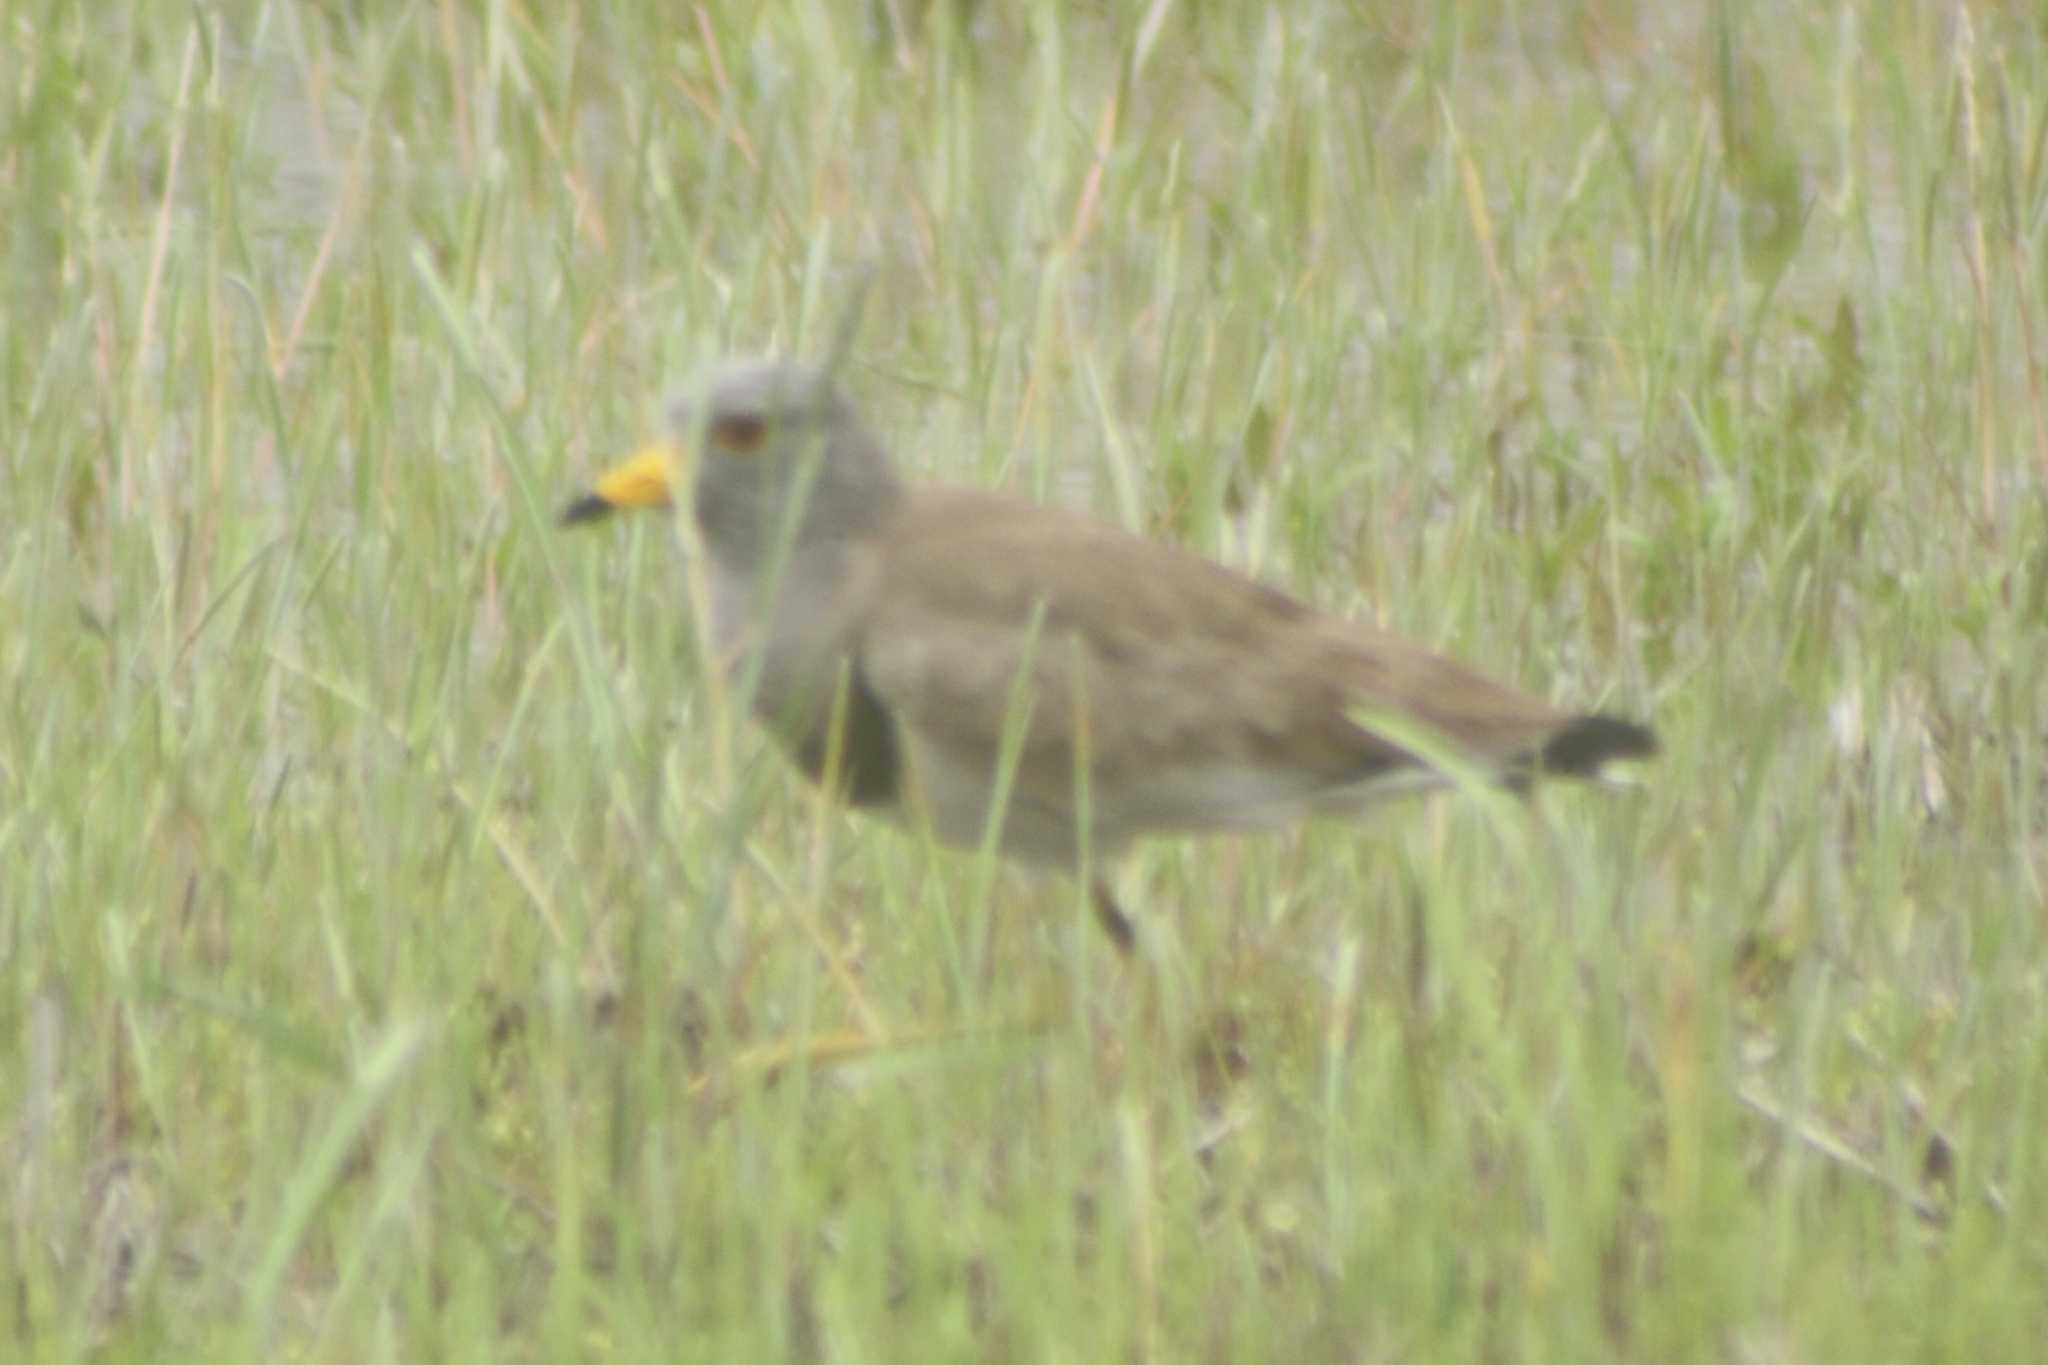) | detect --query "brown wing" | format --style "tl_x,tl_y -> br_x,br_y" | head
857,490 -> 1576,839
